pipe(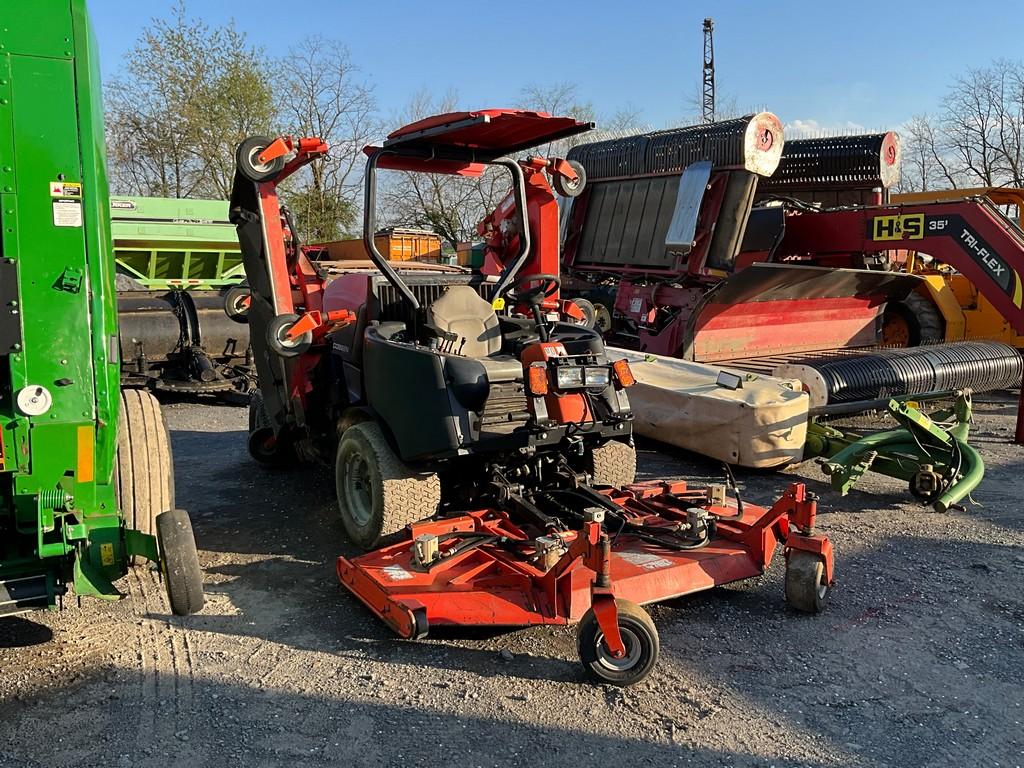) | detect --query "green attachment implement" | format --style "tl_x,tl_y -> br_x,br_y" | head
808,391 -> 983,512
